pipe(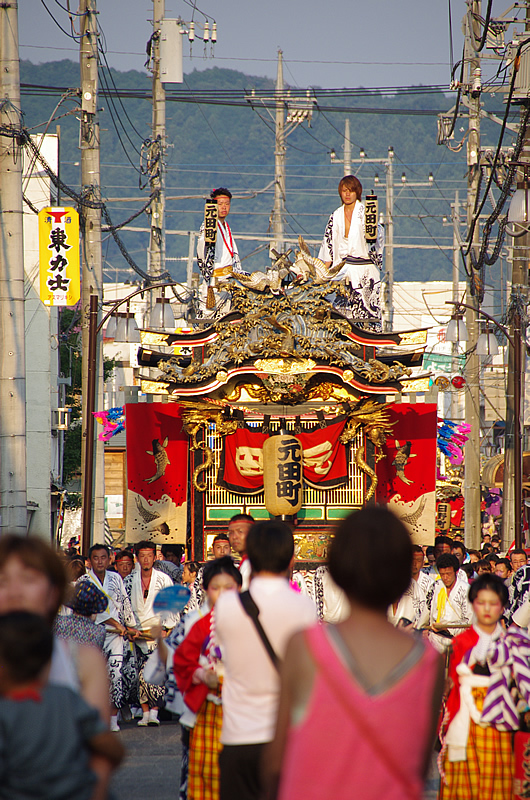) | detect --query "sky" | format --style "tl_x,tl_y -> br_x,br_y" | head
19,0 -> 465,90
